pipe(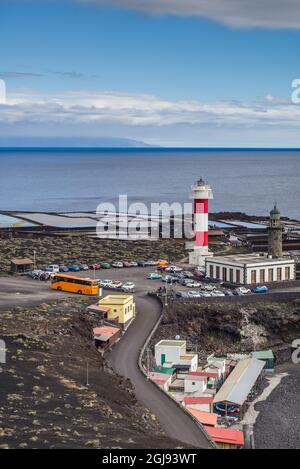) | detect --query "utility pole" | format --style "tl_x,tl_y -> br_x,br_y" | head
33,250 -> 37,270
165,277 -> 168,306
86,360 -> 89,387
